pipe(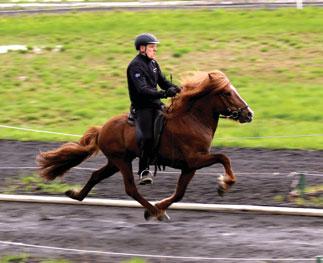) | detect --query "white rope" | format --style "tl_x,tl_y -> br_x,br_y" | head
0,240 -> 316,261
216,133 -> 323,140
1,166 -> 323,177
1,124 -> 323,140
0,124 -> 81,137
